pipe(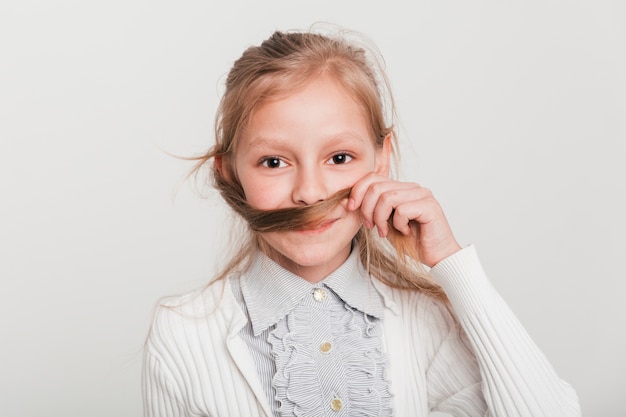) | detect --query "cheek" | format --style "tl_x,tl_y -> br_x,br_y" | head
340,162 -> 377,188
239,175 -> 290,210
